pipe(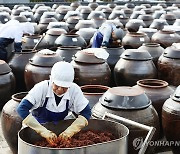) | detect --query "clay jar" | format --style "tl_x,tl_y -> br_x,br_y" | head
134,79 -> 174,138
92,86 -> 160,154
22,35 -> 41,50
162,88 -> 180,154
0,12 -> 11,23
80,7 -> 92,20
81,85 -> 109,109
24,50 -> 63,90
75,20 -> 96,30
114,49 -> 157,86
76,28 -> 97,45
160,13 -> 176,25
0,60 -> 16,109
38,28 -> 67,49
122,32 -> 150,49
138,28 -> 157,40
138,43 -> 164,67
1,92 -> 27,154
55,33 -> 87,49
125,19 -> 145,32
71,48 -> 111,86
138,14 -> 154,28
56,46 -> 81,62
104,46 -> 125,87
38,18 -> 58,34
8,50 -> 37,92
157,44 -> 180,87
151,30 -> 180,48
